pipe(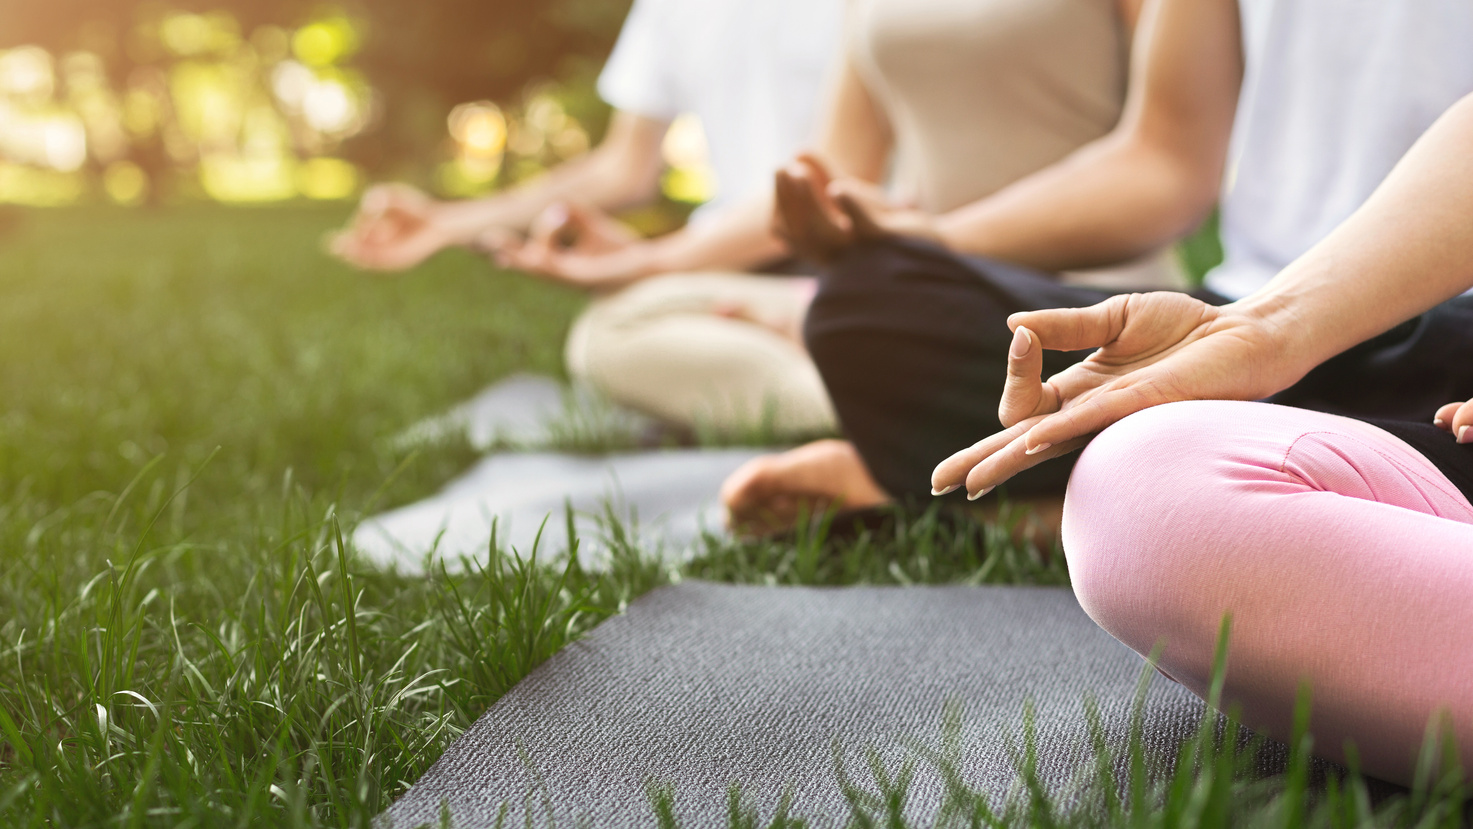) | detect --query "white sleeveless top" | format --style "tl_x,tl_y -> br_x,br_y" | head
1206,0 -> 1473,300
597,0 -> 843,221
